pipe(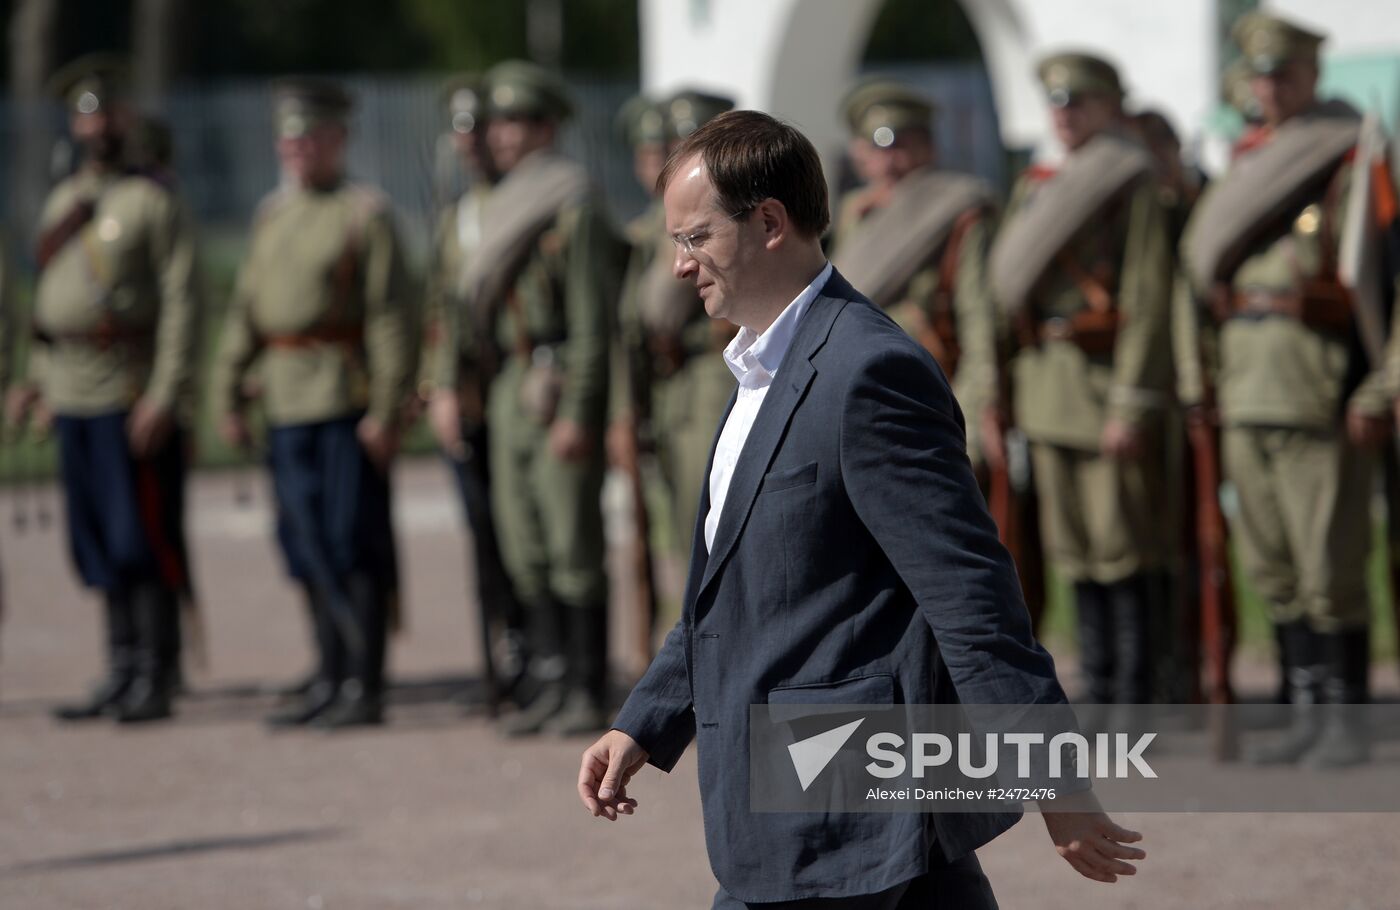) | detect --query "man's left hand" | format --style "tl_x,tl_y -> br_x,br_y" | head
127,399 -> 174,458
549,418 -> 592,463
357,414 -> 399,471
1042,791 -> 1145,883
1100,419 -> 1144,460
1347,407 -> 1391,450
